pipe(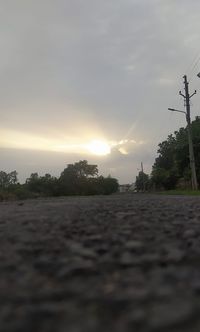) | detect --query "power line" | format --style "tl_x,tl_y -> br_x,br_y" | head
185,49 -> 200,82
188,56 -> 200,82
185,49 -> 200,74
